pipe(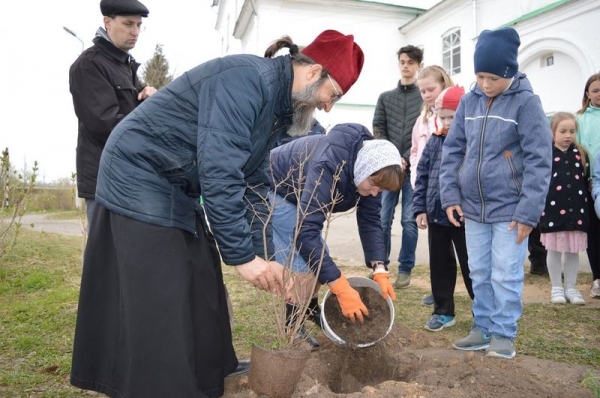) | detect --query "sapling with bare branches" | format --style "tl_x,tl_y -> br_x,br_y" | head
0,148 -> 38,258
247,140 -> 345,348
